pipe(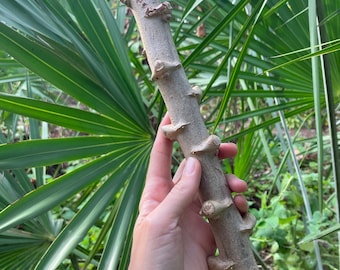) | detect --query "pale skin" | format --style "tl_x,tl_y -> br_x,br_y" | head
129,115 -> 248,270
